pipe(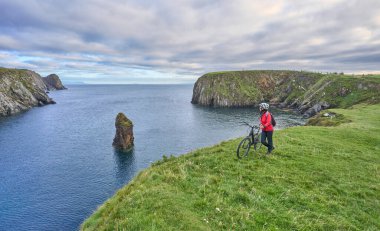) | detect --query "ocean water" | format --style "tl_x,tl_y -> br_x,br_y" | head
0,84 -> 305,230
